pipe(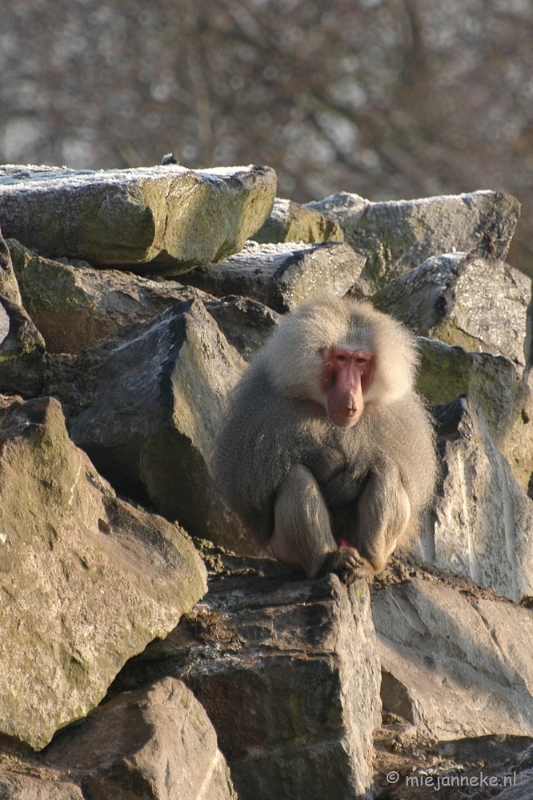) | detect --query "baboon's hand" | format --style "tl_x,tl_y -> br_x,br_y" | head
324,547 -> 374,585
